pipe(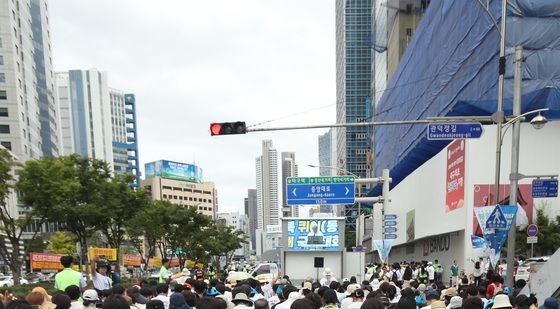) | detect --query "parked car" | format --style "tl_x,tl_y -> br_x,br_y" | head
515,256 -> 549,282
0,276 -> 29,287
